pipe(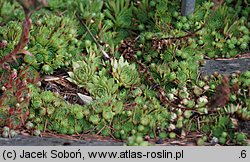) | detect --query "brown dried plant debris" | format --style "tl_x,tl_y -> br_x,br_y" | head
17,0 -> 48,15
211,0 -> 225,10
42,75 -> 87,105
207,76 -> 231,109
119,39 -> 136,60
